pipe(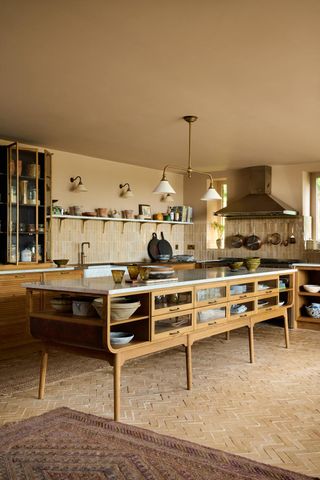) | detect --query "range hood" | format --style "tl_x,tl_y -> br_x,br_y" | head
215,166 -> 298,218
